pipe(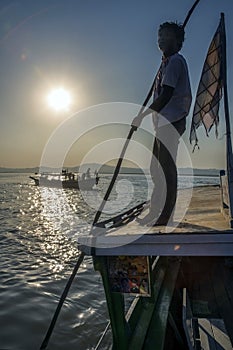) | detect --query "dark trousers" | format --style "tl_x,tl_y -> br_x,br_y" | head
150,118 -> 186,223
